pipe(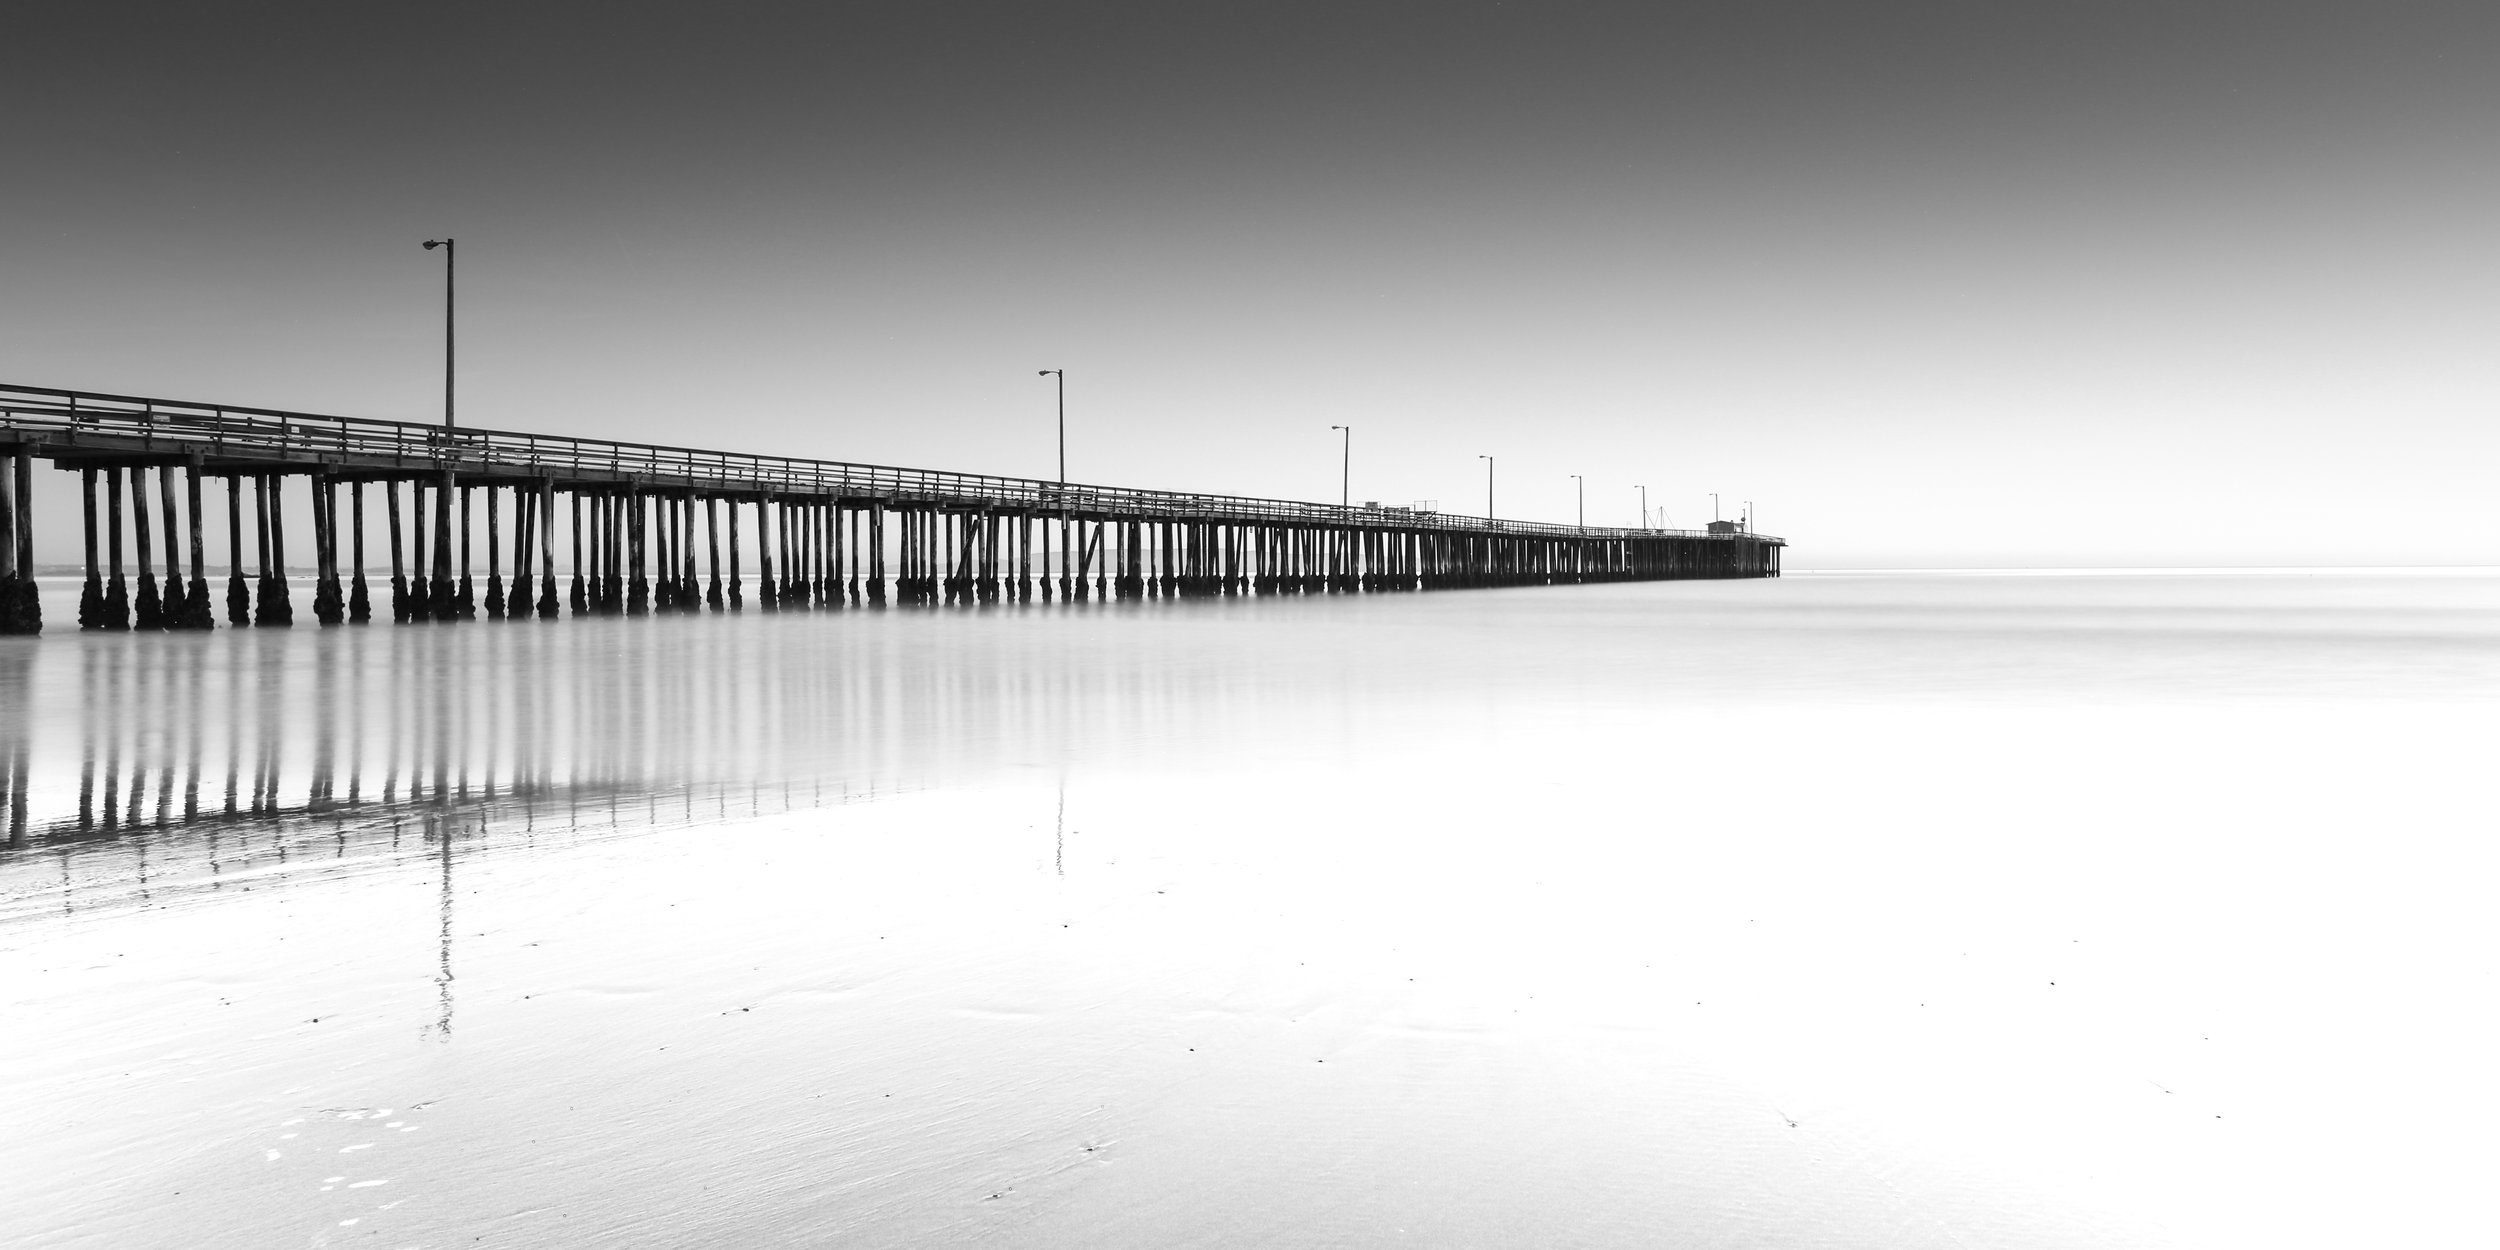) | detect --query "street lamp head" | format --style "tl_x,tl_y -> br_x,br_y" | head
1038,369 -> 1059,377
423,239 -> 447,250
